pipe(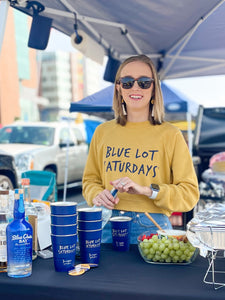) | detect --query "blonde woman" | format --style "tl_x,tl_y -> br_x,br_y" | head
82,55 -> 199,244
